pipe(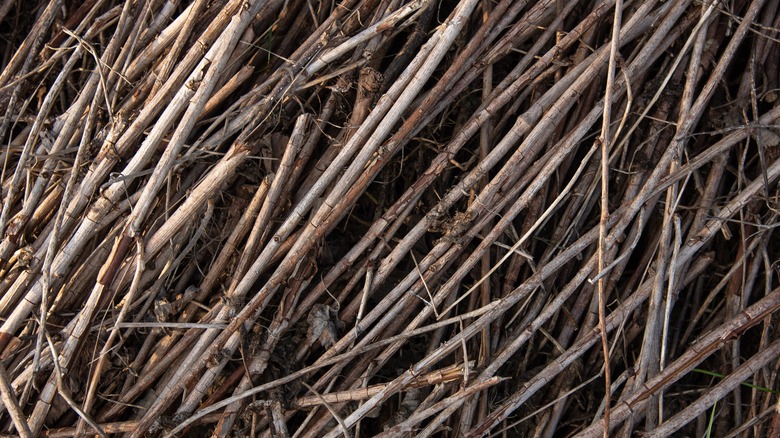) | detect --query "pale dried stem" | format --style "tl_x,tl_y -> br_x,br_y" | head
144,11 -> 448,427
277,6 -> 698,428
580,285 -> 780,438
376,377 -> 506,437
472,146 -> 780,434
0,1 -> 777,436
151,0 -> 209,92
343,8 -> 673,382
76,239 -> 145,434
0,360 -> 33,438
164,302 -> 499,435
0,0 -> 63,88
174,115 -> 310,419
596,2 -> 622,433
